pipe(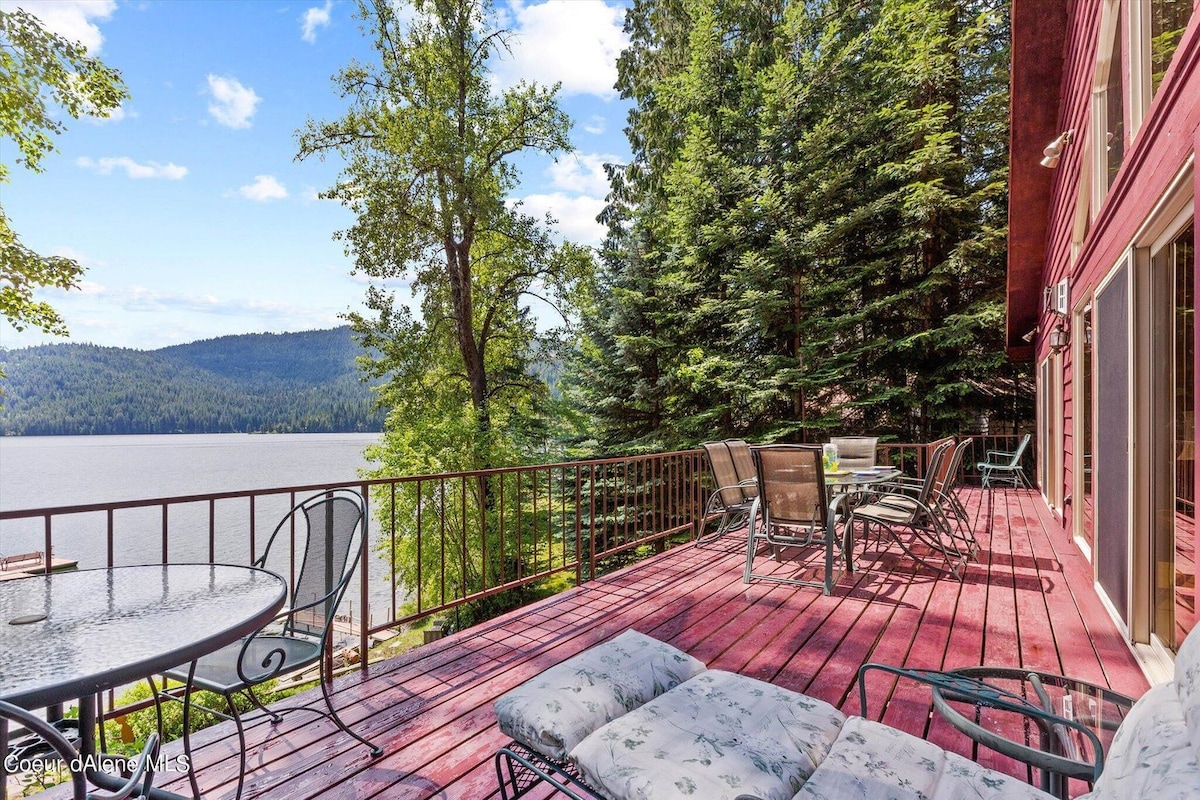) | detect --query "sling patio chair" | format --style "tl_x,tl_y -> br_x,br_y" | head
874,437 -> 979,560
829,436 -> 879,470
843,439 -> 969,580
979,433 -> 1033,488
743,444 -> 845,593
697,439 -> 758,545
152,489 -> 383,800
